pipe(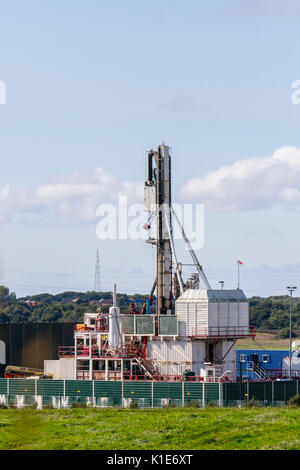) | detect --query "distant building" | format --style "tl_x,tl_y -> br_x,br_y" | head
24,300 -> 36,307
